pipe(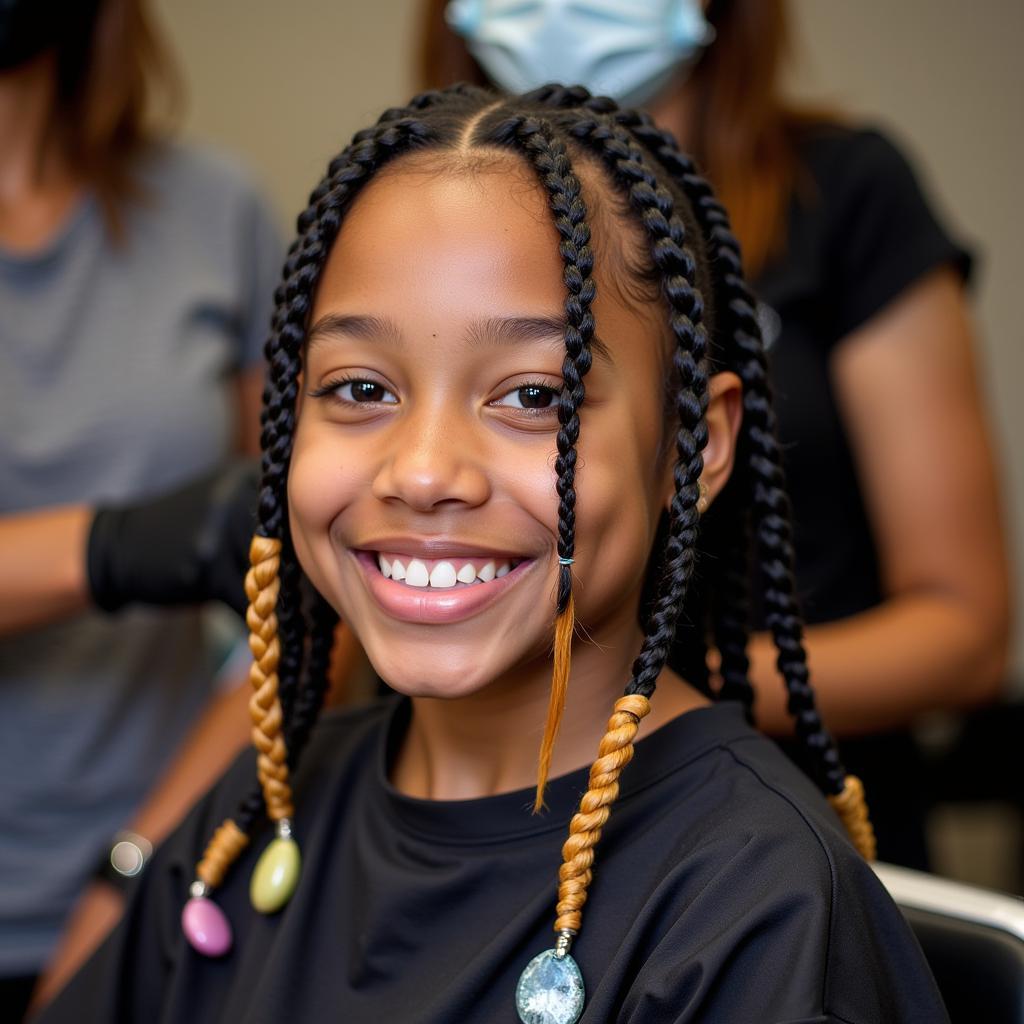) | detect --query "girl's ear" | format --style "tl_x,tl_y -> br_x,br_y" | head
664,371 -> 743,510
